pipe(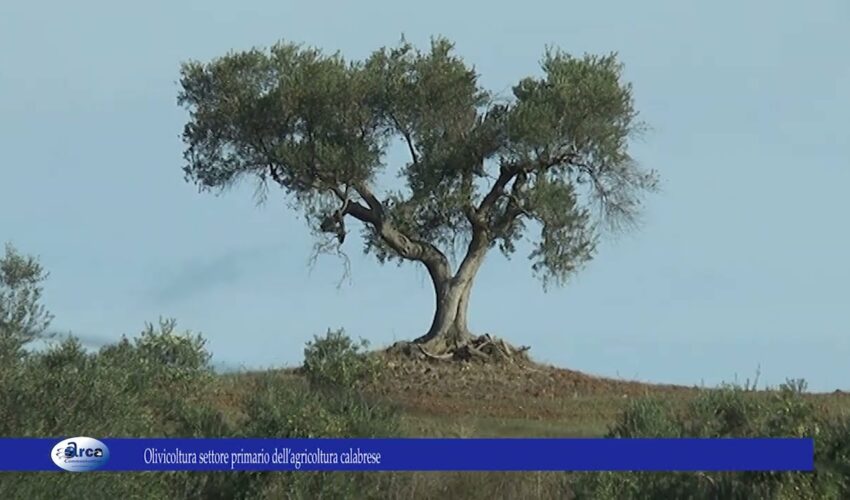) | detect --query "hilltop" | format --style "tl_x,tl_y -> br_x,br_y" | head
217,348 -> 850,440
